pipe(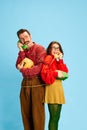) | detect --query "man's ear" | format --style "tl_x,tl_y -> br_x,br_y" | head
30,34 -> 32,39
